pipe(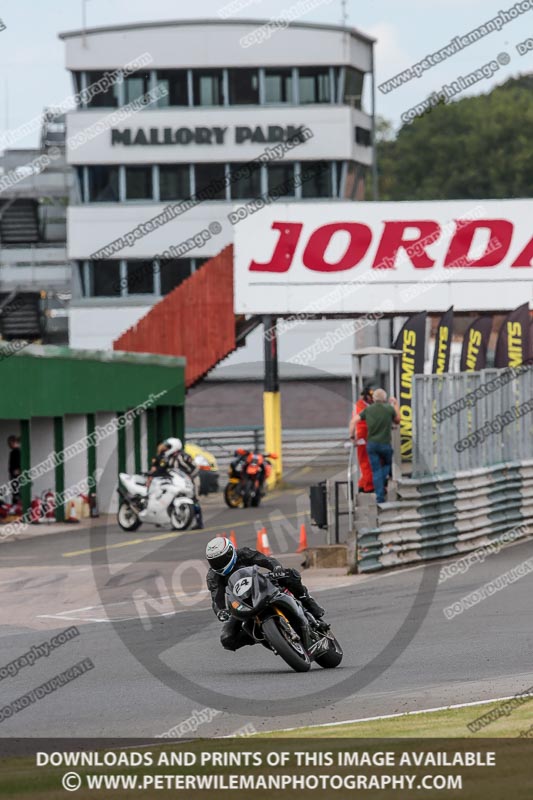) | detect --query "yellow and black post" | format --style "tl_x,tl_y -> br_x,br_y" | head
263,315 -> 282,487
